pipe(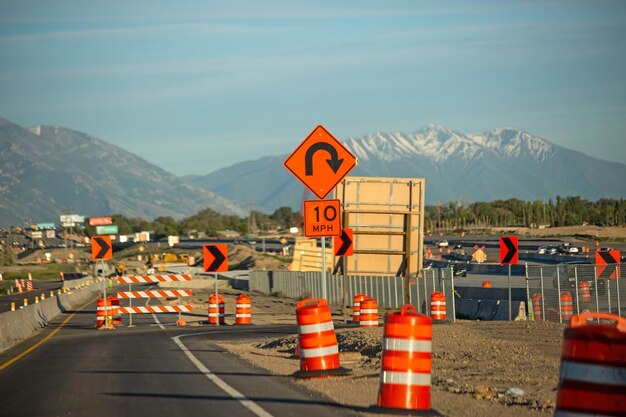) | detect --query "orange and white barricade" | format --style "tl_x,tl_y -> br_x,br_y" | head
118,305 -> 192,314
578,281 -> 591,303
235,294 -> 252,325
359,297 -> 378,328
430,291 -> 446,321
208,293 -> 225,325
555,313 -> 626,417
96,297 -> 115,329
352,293 -> 366,323
373,304 -> 440,414
110,296 -> 122,325
560,291 -> 573,322
532,293 -> 543,321
294,298 -> 350,378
